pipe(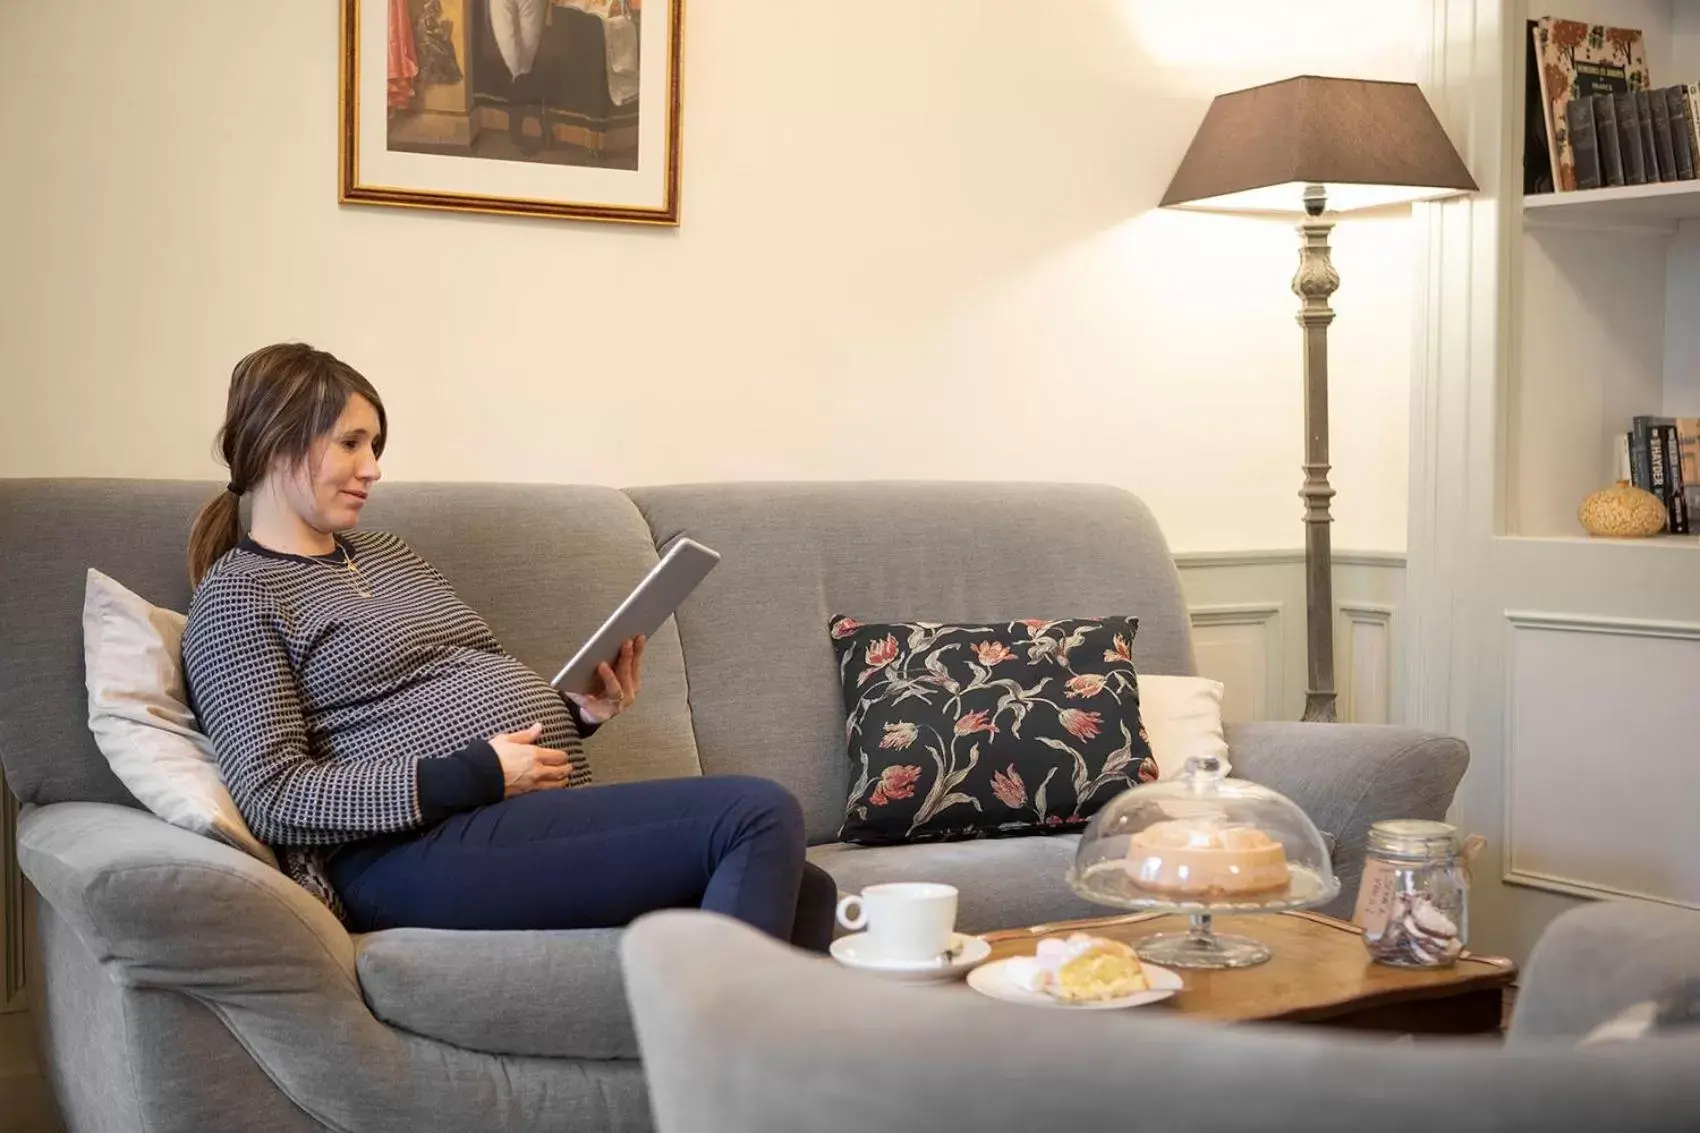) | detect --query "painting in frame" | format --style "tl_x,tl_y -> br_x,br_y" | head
340,0 -> 682,224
